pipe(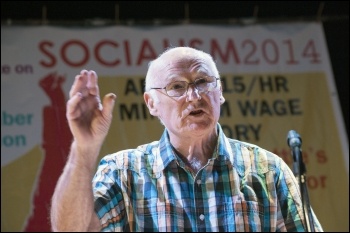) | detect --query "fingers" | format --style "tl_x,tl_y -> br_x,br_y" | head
67,70 -> 116,122
101,93 -> 117,119
66,92 -> 83,120
87,70 -> 100,96
69,70 -> 100,99
67,70 -> 101,120
70,70 -> 87,99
